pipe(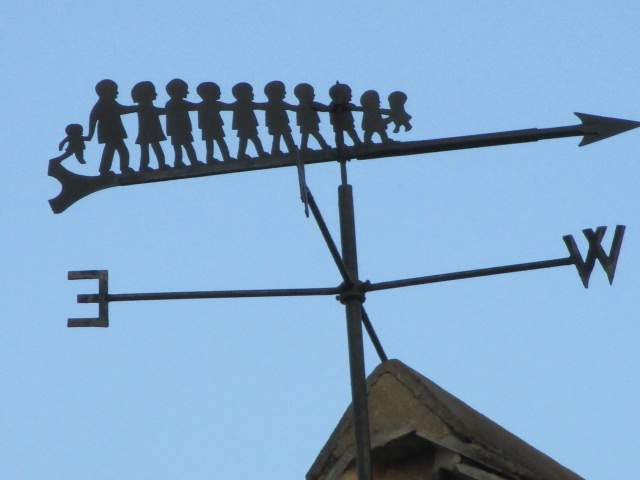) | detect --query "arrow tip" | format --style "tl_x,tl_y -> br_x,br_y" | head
575,112 -> 640,146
